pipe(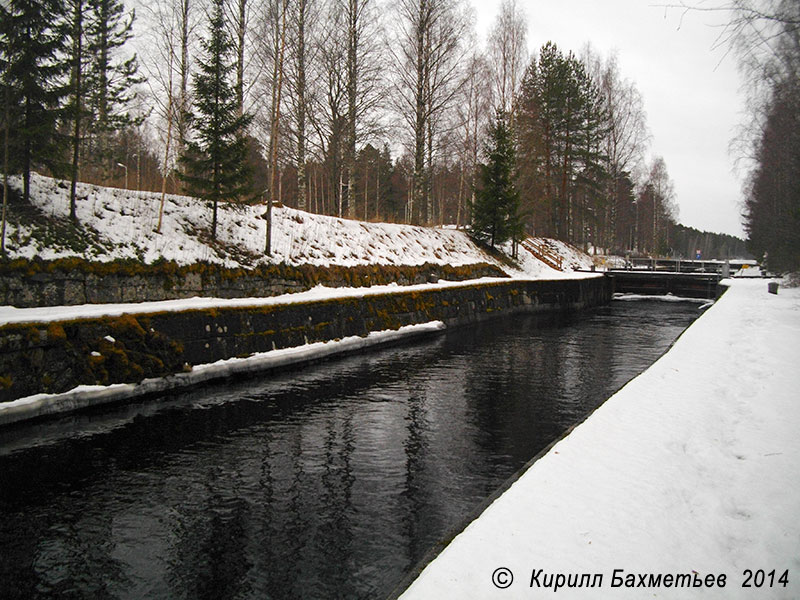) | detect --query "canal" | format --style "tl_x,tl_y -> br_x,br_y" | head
0,300 -> 701,599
